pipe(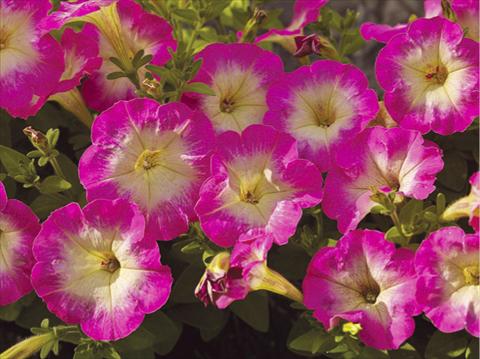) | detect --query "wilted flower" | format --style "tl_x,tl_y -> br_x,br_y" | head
323,126 -> 444,233
415,226 -> 479,337
0,181 -> 40,305
0,0 -> 64,118
195,234 -> 302,308
265,60 -> 378,172
31,199 -> 172,341
303,229 -> 420,350
79,99 -> 215,241
442,172 -> 480,232
187,43 -> 284,134
376,17 -> 479,135
195,124 -> 323,247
